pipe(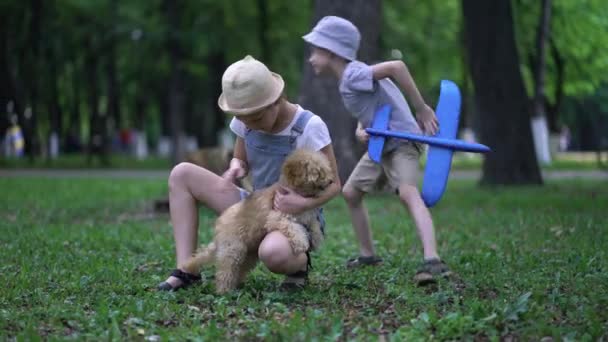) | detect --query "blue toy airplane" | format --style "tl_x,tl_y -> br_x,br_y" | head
366,80 -> 490,207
